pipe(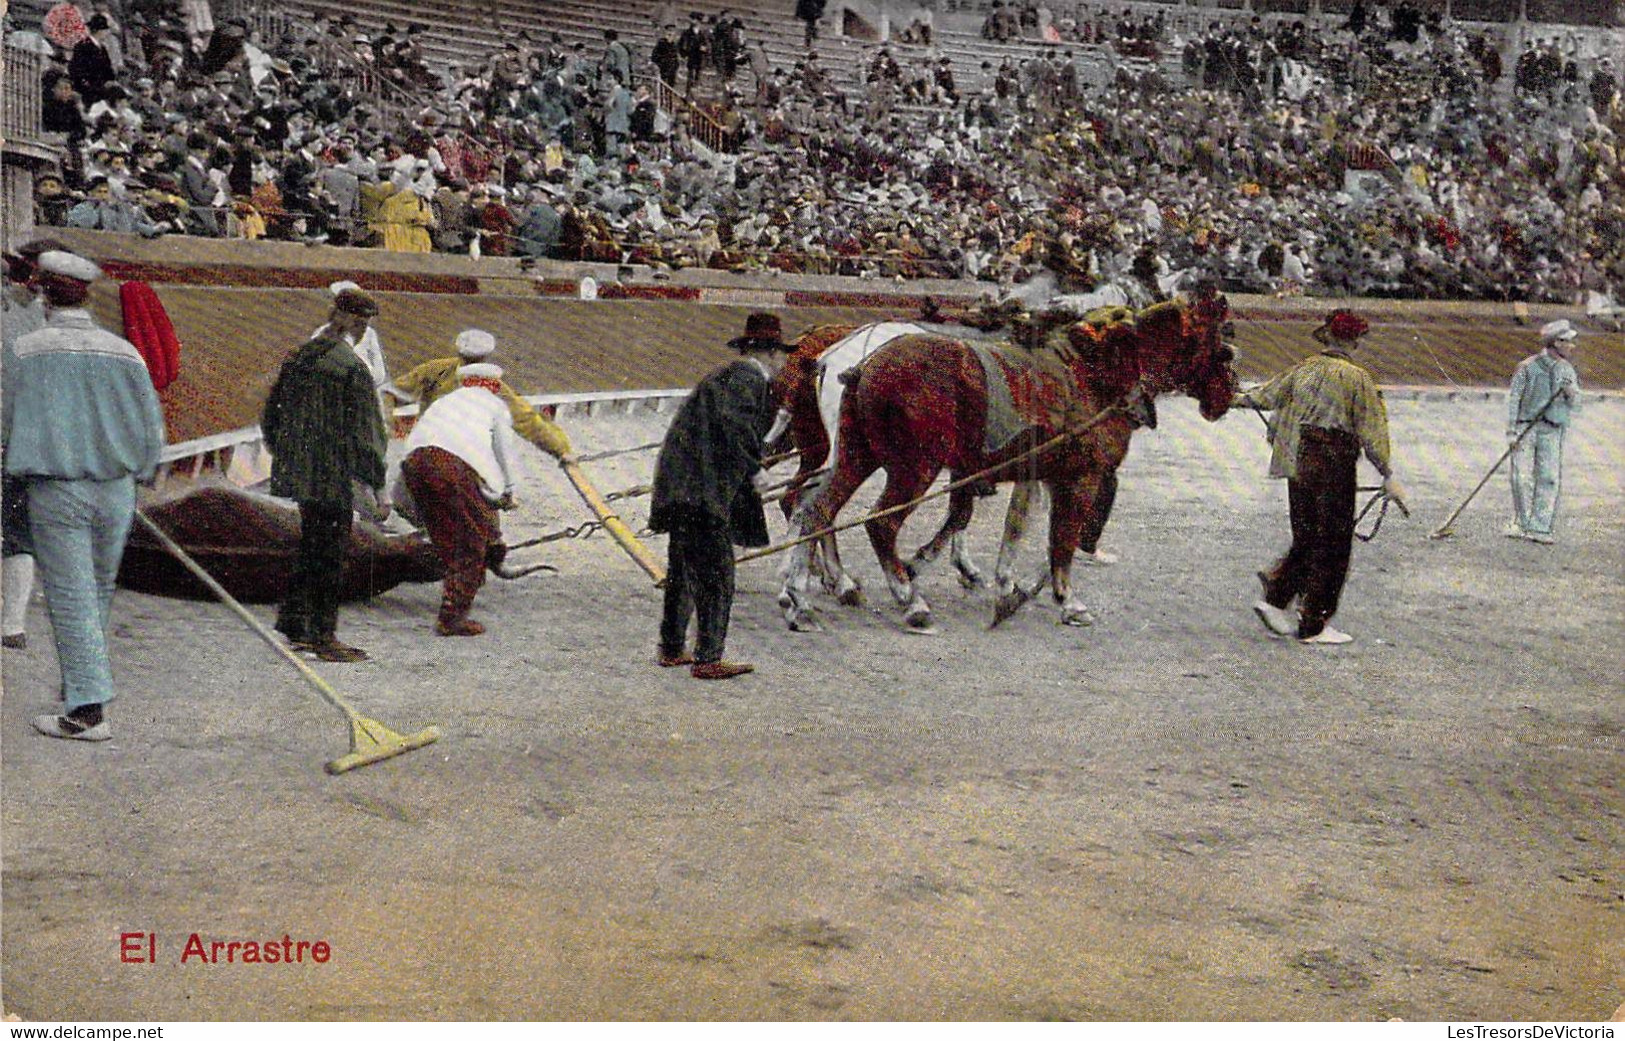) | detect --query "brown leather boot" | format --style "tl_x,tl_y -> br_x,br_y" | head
436,618 -> 486,637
